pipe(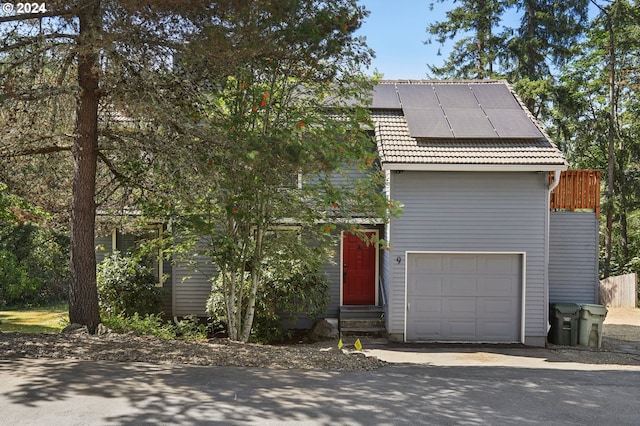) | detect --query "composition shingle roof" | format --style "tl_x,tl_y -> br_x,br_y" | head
371,81 -> 567,169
